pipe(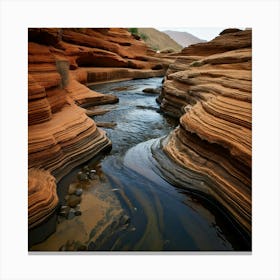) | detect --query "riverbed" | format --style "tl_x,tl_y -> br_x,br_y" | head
31,77 -> 250,251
